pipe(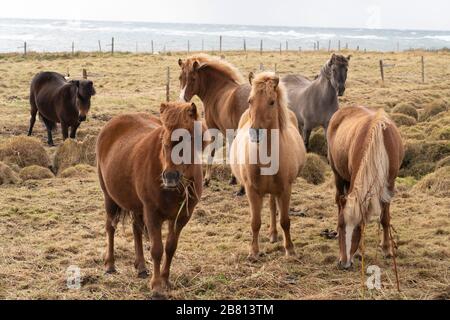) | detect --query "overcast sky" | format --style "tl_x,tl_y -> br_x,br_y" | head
1,0 -> 449,31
